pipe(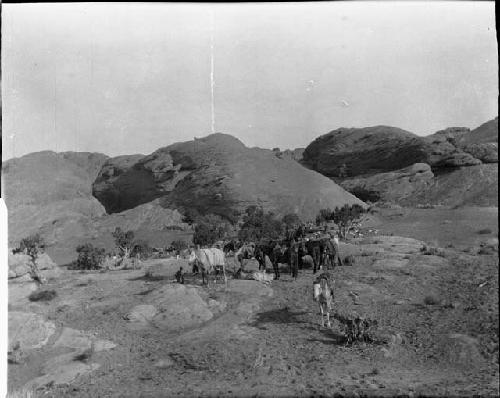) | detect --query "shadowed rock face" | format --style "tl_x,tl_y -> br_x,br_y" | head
92,133 -> 365,220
